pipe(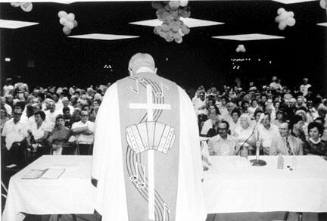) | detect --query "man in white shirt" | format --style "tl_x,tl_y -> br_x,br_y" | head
270,122 -> 303,155
71,110 -> 95,155
1,104 -> 28,167
208,121 -> 238,156
257,113 -> 280,155
44,101 -> 60,126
